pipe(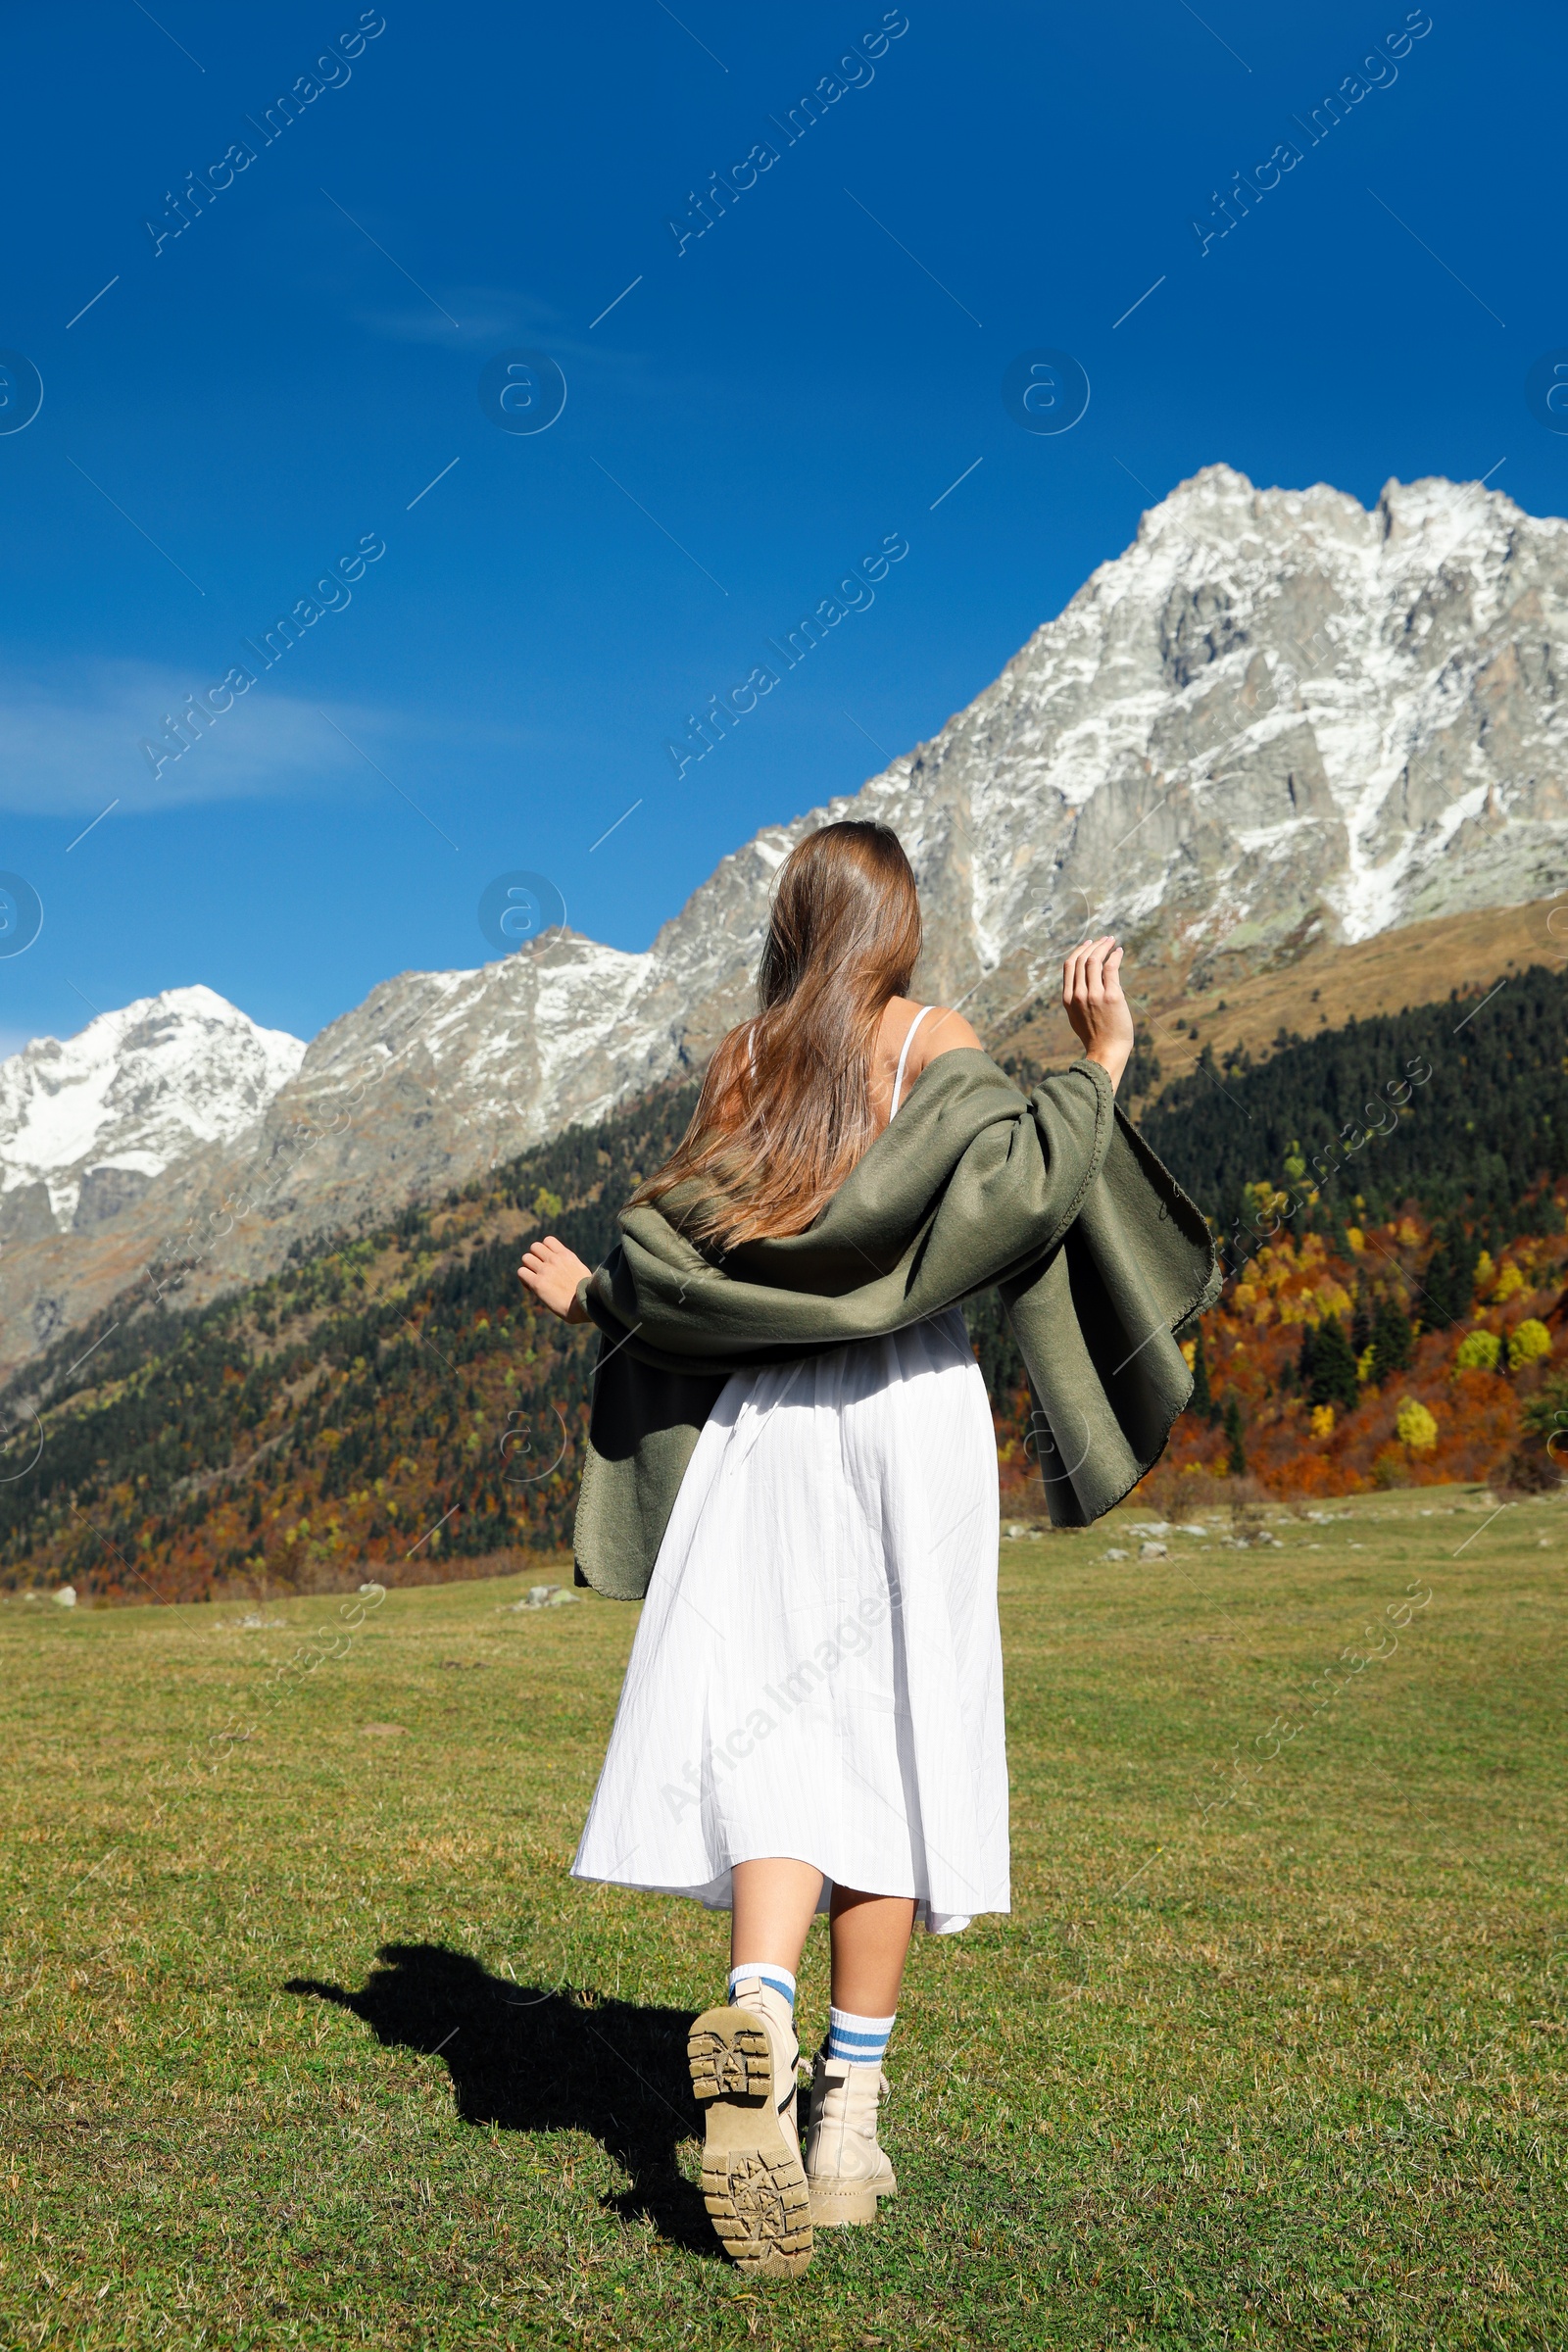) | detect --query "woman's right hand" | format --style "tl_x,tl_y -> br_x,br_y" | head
1062,936 -> 1134,1091
517,1234 -> 592,1322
